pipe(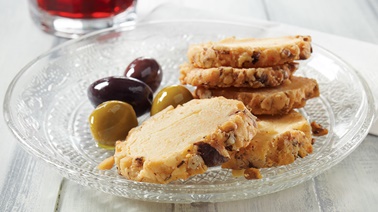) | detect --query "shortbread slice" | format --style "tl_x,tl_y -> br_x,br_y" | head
188,35 -> 312,68
195,76 -> 319,115
114,97 -> 257,184
222,110 -> 313,170
180,62 -> 298,88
